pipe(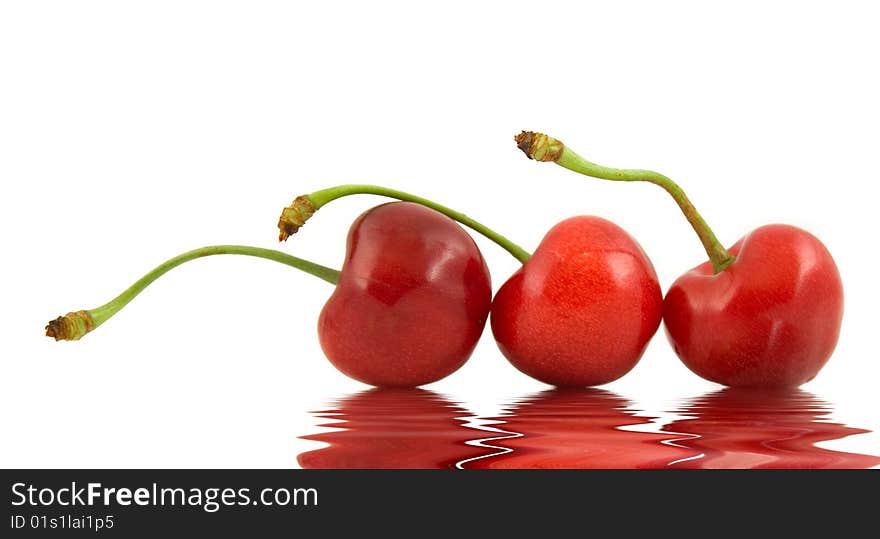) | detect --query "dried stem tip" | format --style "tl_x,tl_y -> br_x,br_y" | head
514,131 -> 565,162
45,310 -> 95,341
277,195 -> 316,241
